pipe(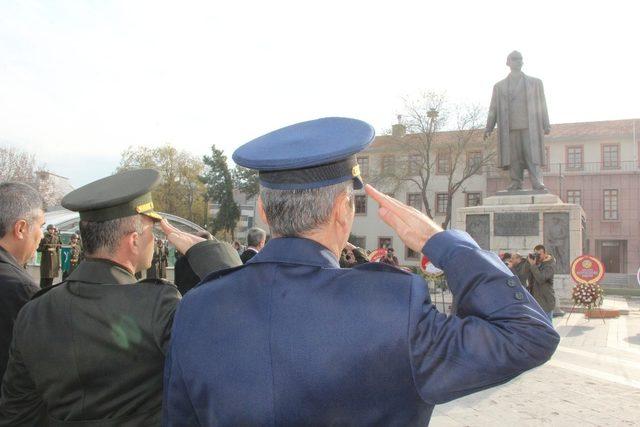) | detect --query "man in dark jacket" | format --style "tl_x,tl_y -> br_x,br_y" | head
0,182 -> 44,382
0,169 -> 241,427
528,244 -> 556,321
240,227 -> 266,264
174,230 -> 213,295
